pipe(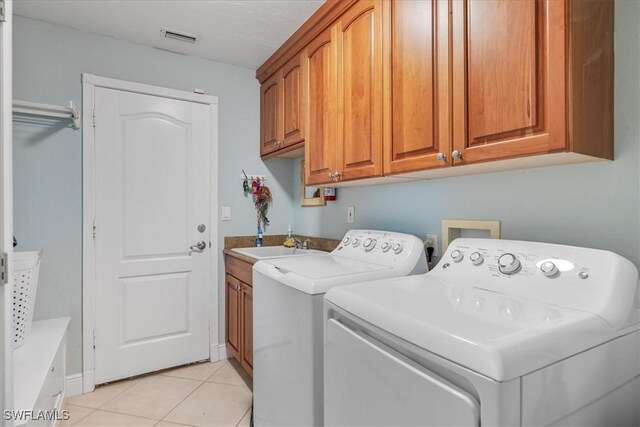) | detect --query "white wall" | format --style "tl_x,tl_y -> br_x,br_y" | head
293,0 -> 640,268
12,16 -> 295,375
